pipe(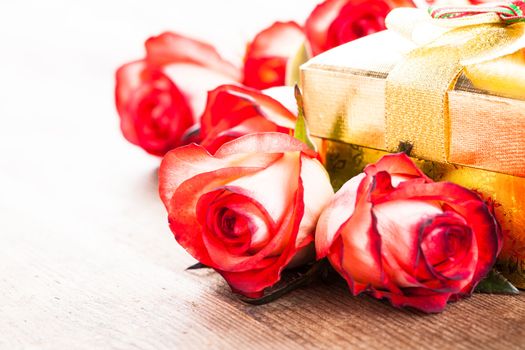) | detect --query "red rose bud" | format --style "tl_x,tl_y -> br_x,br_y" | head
115,32 -> 241,156
199,85 -> 297,154
316,153 -> 502,313
159,133 -> 334,298
305,0 -> 414,56
243,21 -> 306,90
